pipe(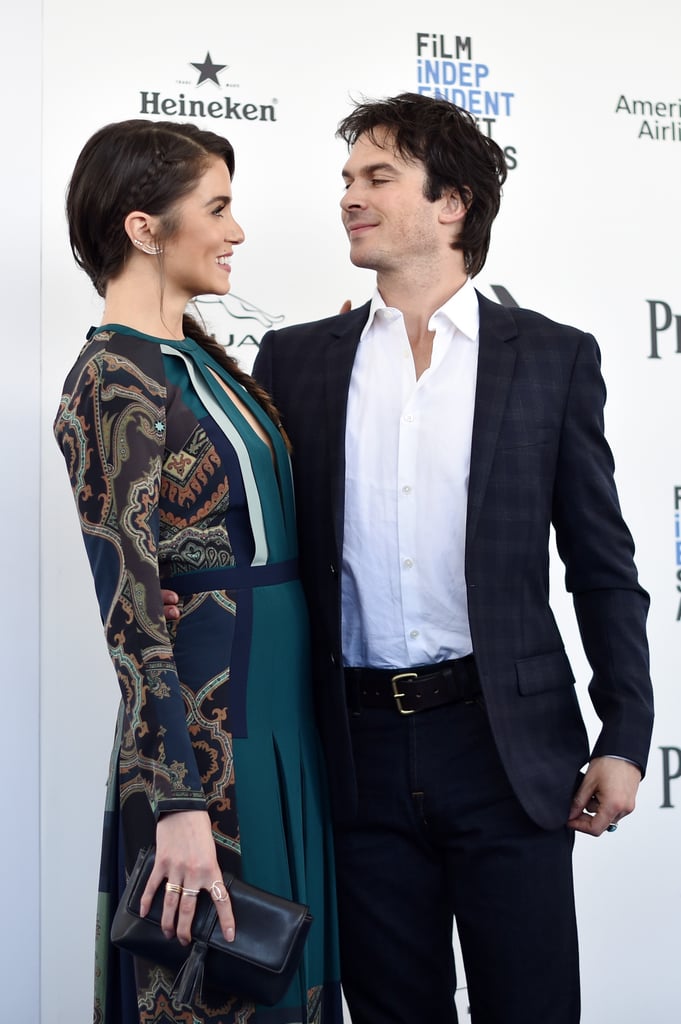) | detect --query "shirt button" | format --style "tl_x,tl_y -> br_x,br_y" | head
404,414 -> 414,423
410,629 -> 420,639
403,558 -> 414,569
402,485 -> 412,494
